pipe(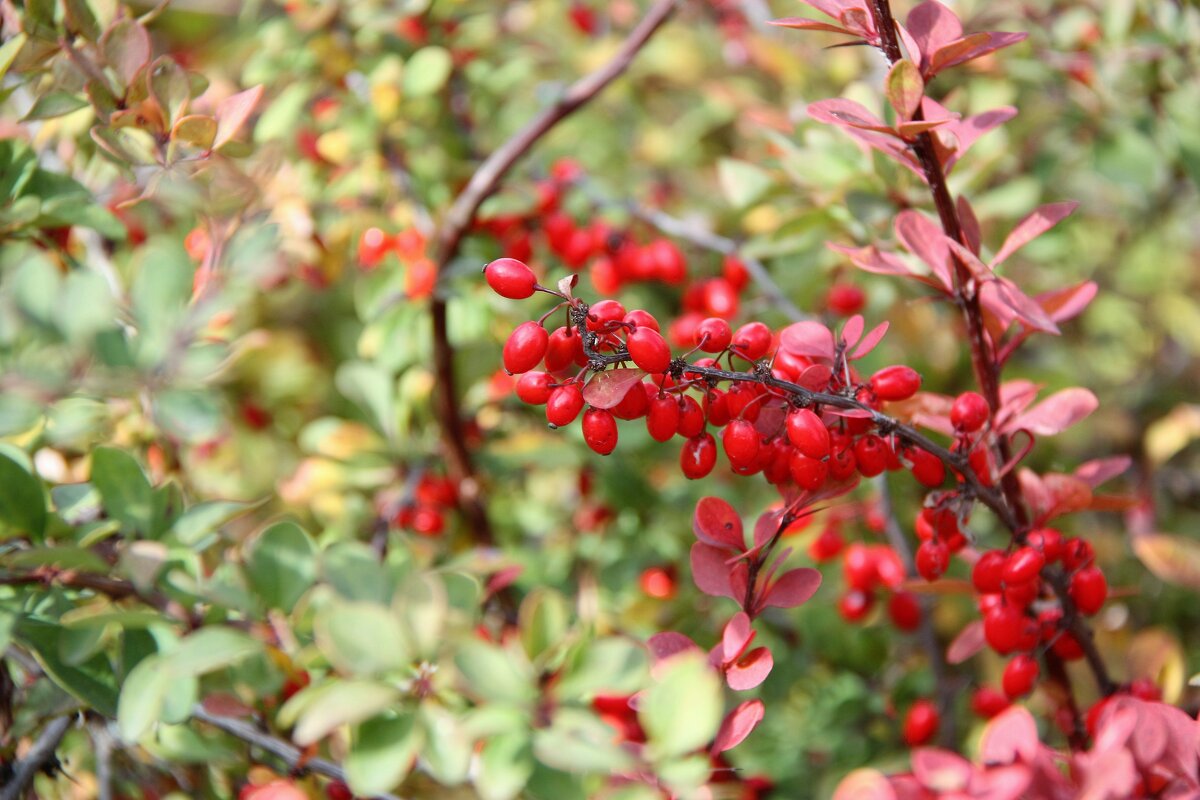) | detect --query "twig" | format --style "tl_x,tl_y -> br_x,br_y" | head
427,0 -> 679,546
0,571 -> 204,630
0,715 -> 73,800
190,706 -> 407,800
91,722 -> 114,800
